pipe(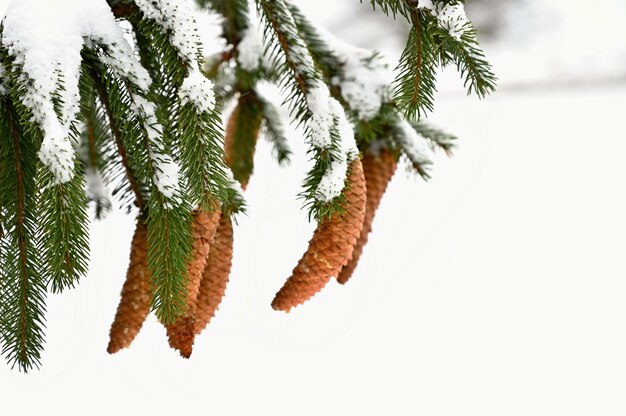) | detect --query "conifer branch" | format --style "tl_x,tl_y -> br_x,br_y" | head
0,95 -> 46,372
410,121 -> 457,155
258,94 -> 291,165
87,61 -> 147,212
78,77 -> 113,218
394,8 -> 438,120
257,0 -> 353,220
0,0 -> 495,370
